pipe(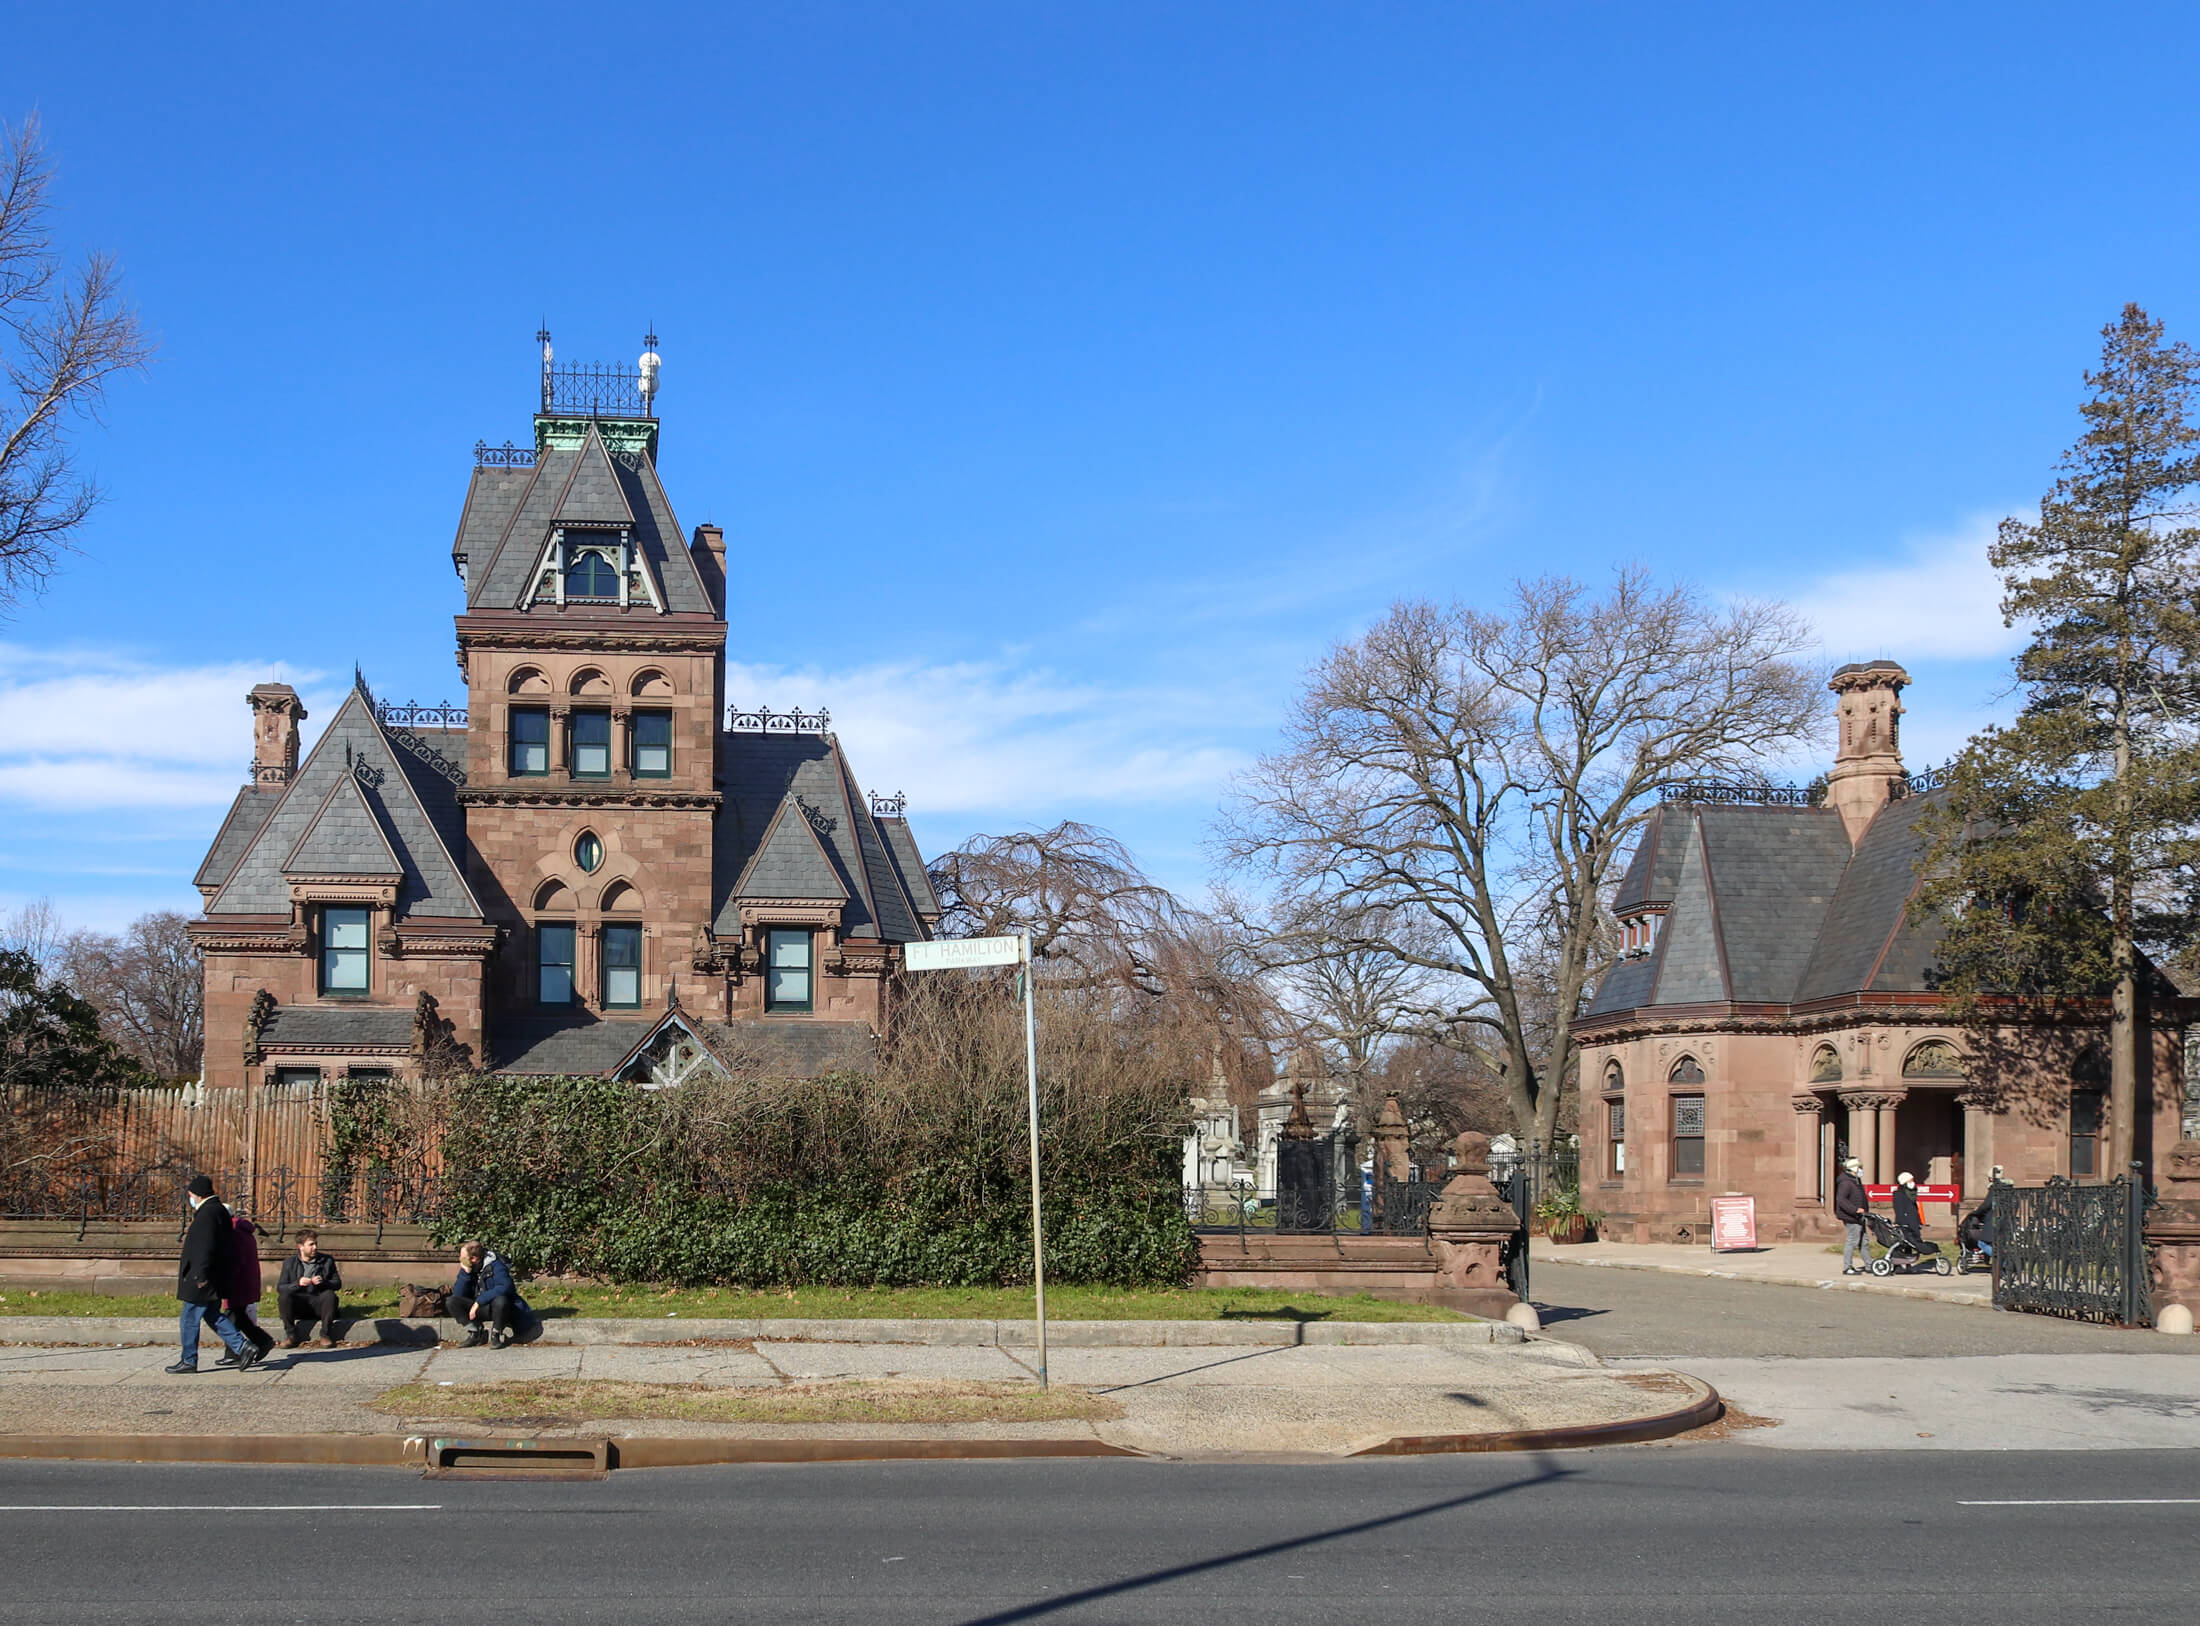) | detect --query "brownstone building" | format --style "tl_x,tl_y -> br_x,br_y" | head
190,342 -> 937,1090
1576,660 -> 2194,1242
